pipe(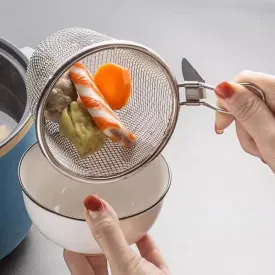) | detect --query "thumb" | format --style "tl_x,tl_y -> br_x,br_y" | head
84,196 -> 139,273
215,82 -> 275,157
